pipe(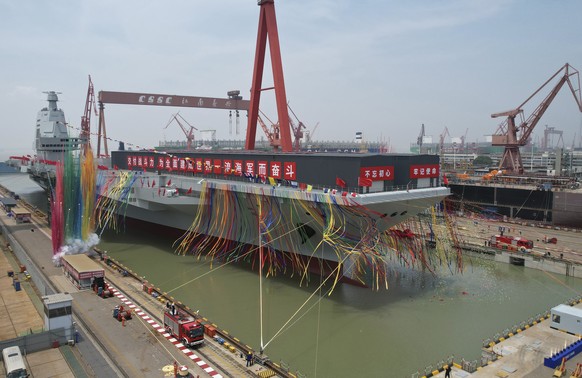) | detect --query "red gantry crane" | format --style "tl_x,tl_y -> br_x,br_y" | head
164,113 -> 198,150
81,75 -> 98,153
245,0 -> 293,152
491,63 -> 582,174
